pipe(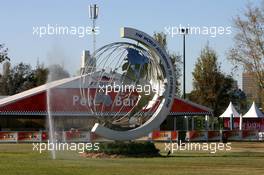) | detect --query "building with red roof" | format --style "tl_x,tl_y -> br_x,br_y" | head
0,76 -> 212,131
